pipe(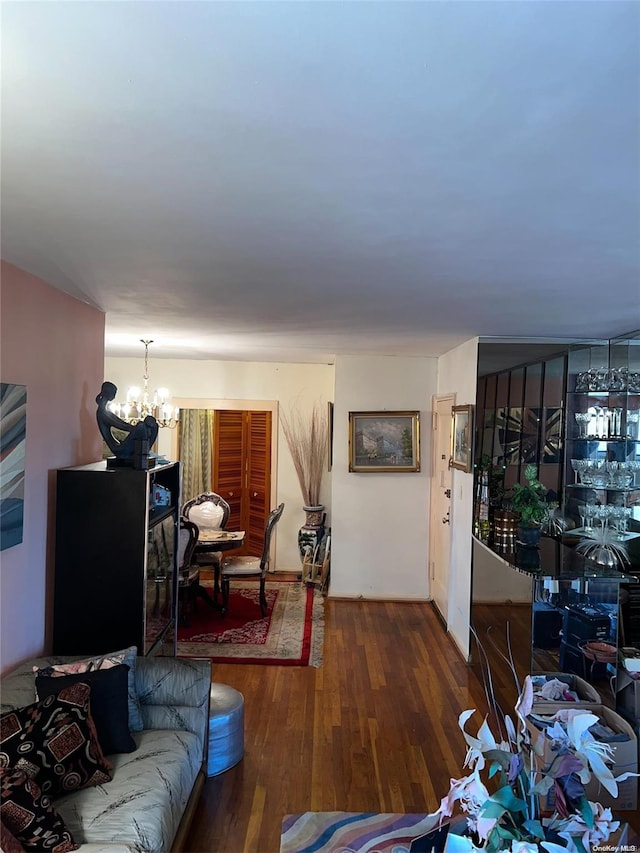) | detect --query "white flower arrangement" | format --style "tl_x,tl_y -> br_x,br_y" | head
420,676 -> 637,852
